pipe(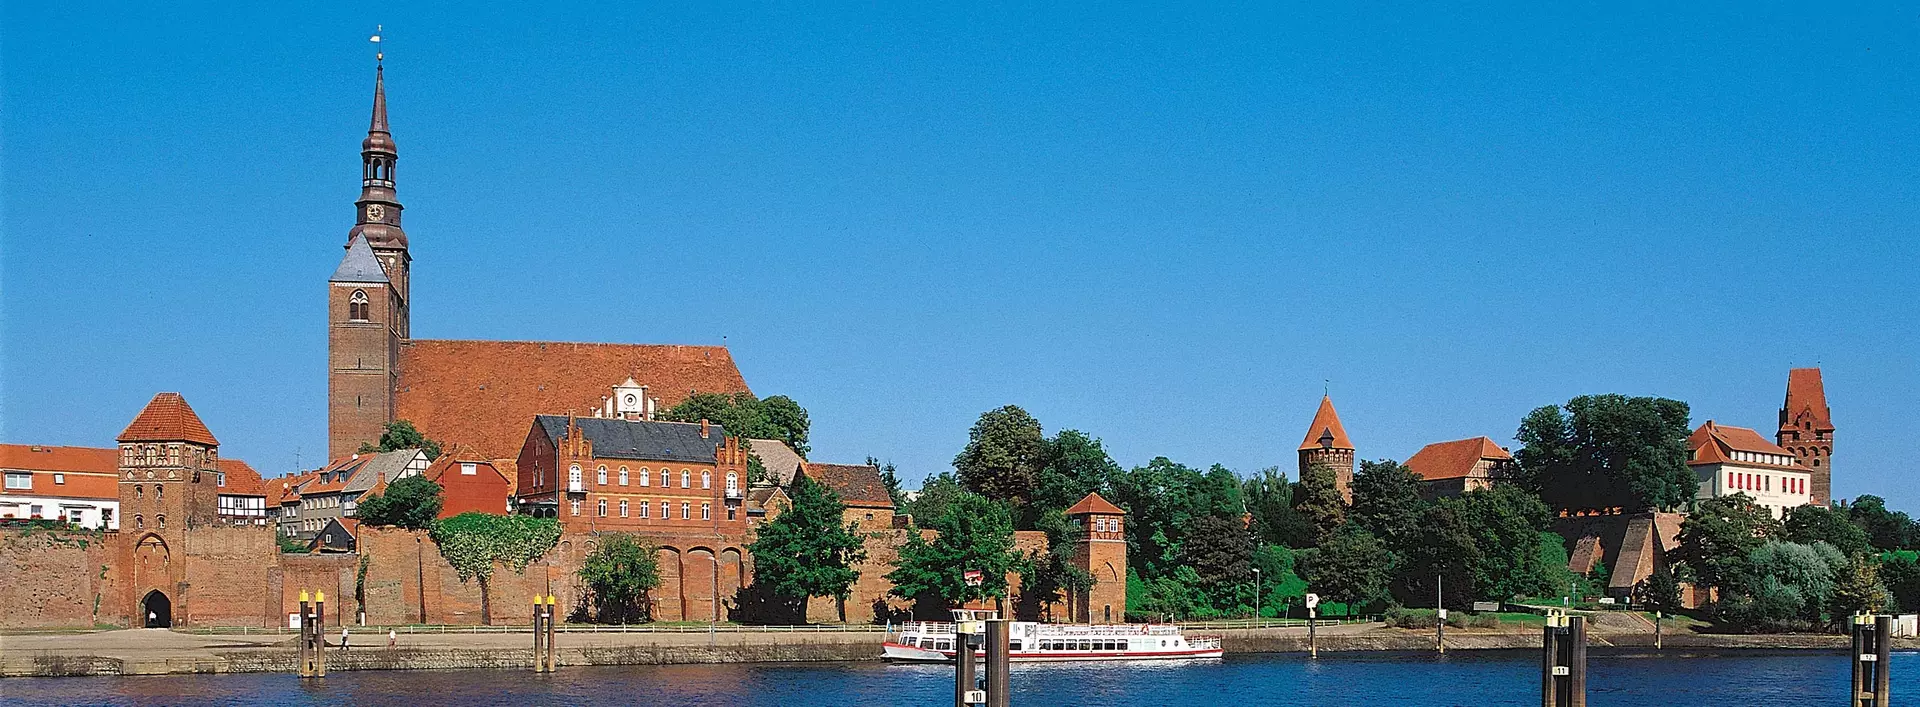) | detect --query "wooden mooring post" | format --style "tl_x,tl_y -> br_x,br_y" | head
953,622 -> 980,706
532,596 -> 548,673
297,590 -> 327,678
544,595 -> 559,672
985,618 -> 1012,707
1850,614 -> 1892,707
1540,612 -> 1586,707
